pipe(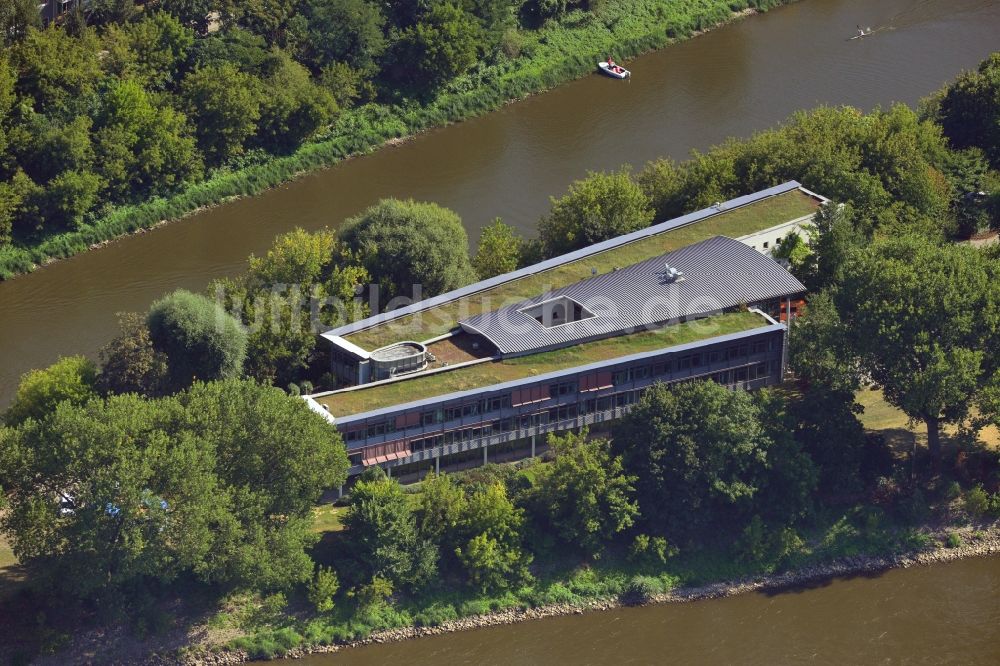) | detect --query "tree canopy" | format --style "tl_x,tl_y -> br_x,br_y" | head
835,235 -> 1000,460
0,379 -> 348,597
539,169 -> 654,257
341,198 -> 476,303
614,381 -> 813,542
4,355 -> 98,426
147,289 -> 248,391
